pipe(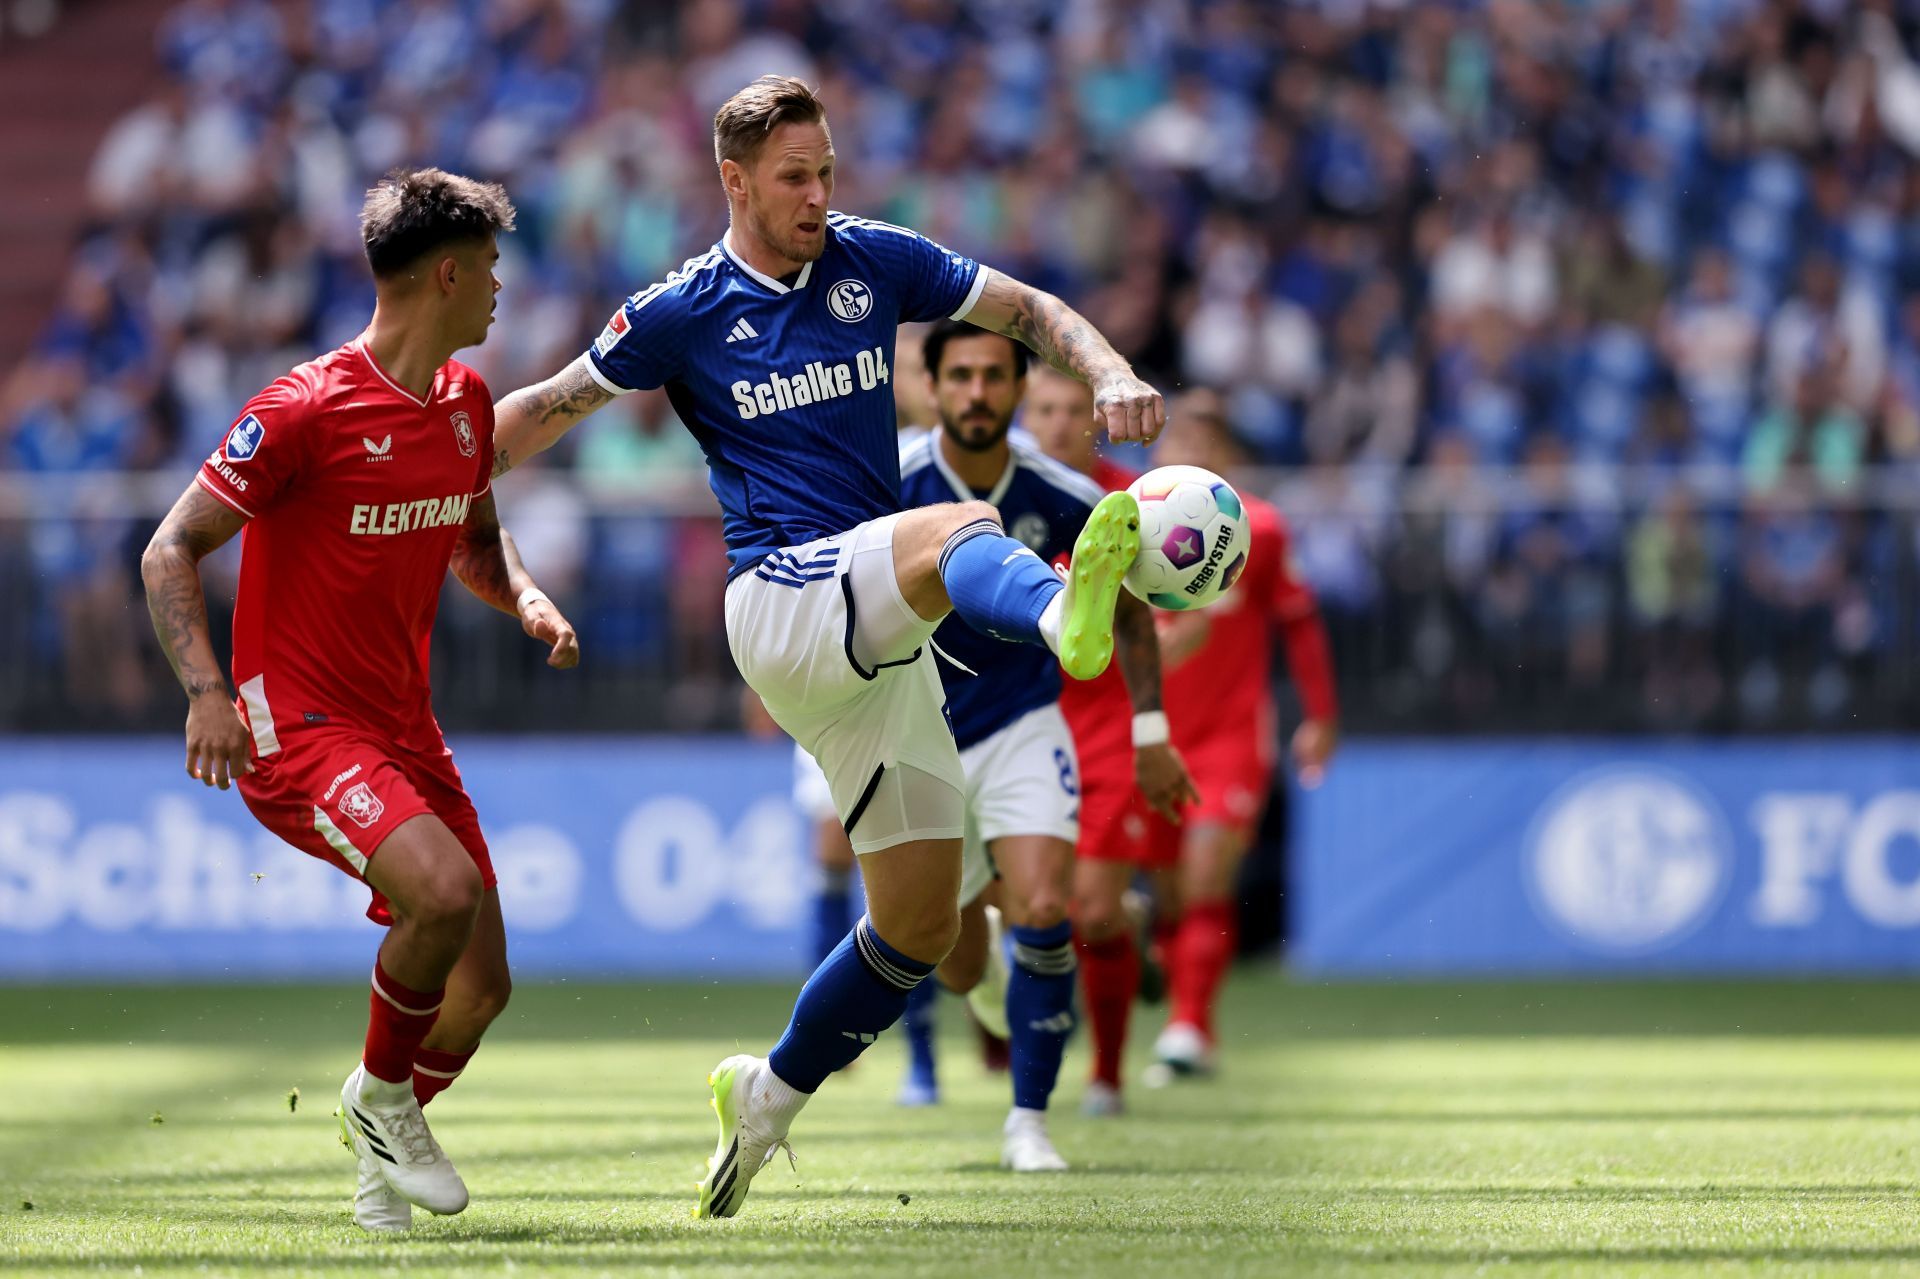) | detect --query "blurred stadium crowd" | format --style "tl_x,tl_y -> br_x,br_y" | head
8,0 -> 1920,733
